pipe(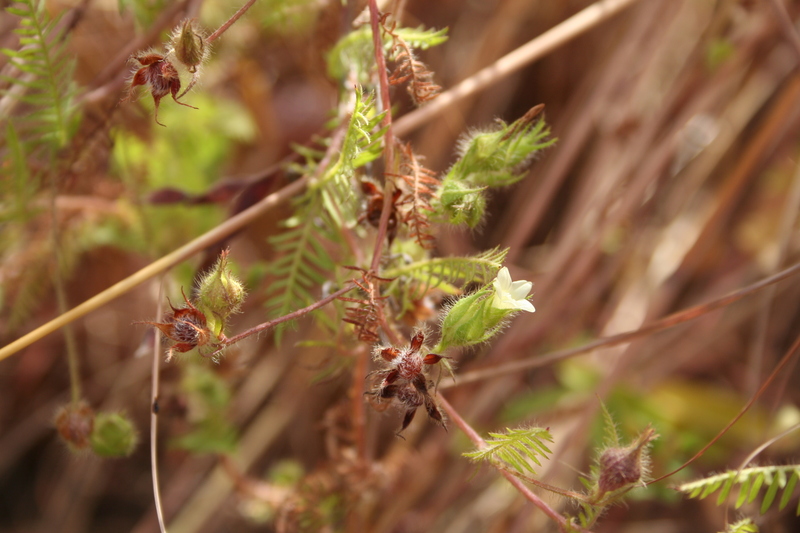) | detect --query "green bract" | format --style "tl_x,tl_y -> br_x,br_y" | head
437,180 -> 487,228
437,267 -> 535,351
90,412 -> 138,457
196,250 -> 246,338
433,107 -> 555,228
